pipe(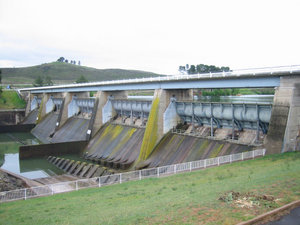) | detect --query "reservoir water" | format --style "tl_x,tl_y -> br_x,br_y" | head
0,132 -> 64,179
